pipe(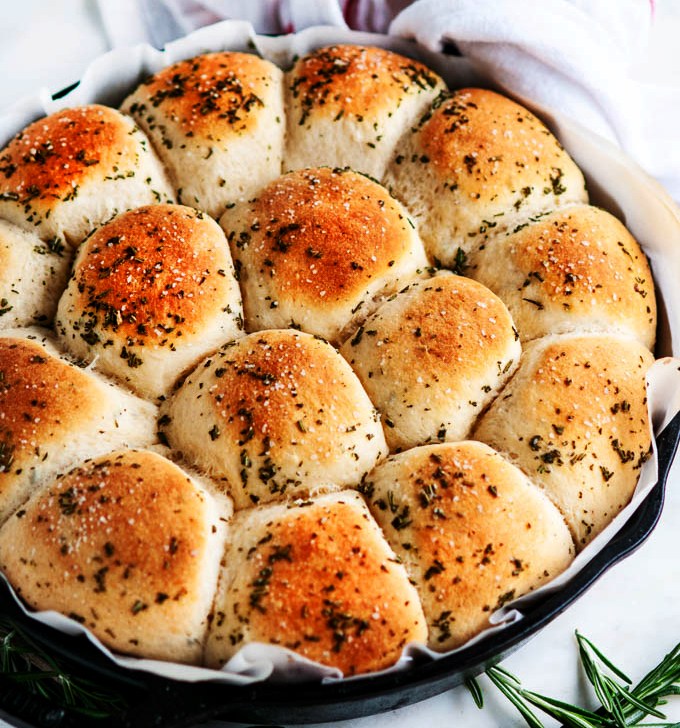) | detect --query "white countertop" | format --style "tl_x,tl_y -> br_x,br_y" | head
0,2 -> 679,727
